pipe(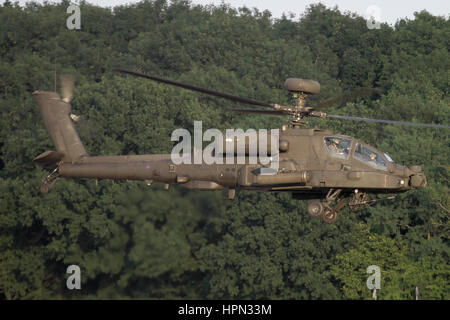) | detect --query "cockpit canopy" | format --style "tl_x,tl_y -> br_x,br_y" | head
354,143 -> 387,170
324,136 -> 352,159
324,136 -> 394,171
